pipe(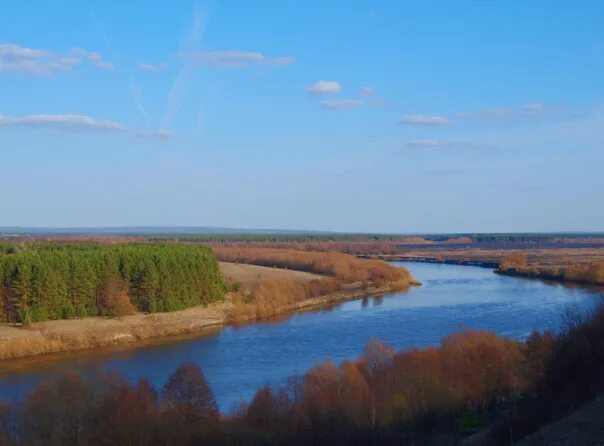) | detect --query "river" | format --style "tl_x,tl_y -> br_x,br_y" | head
0,262 -> 601,411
